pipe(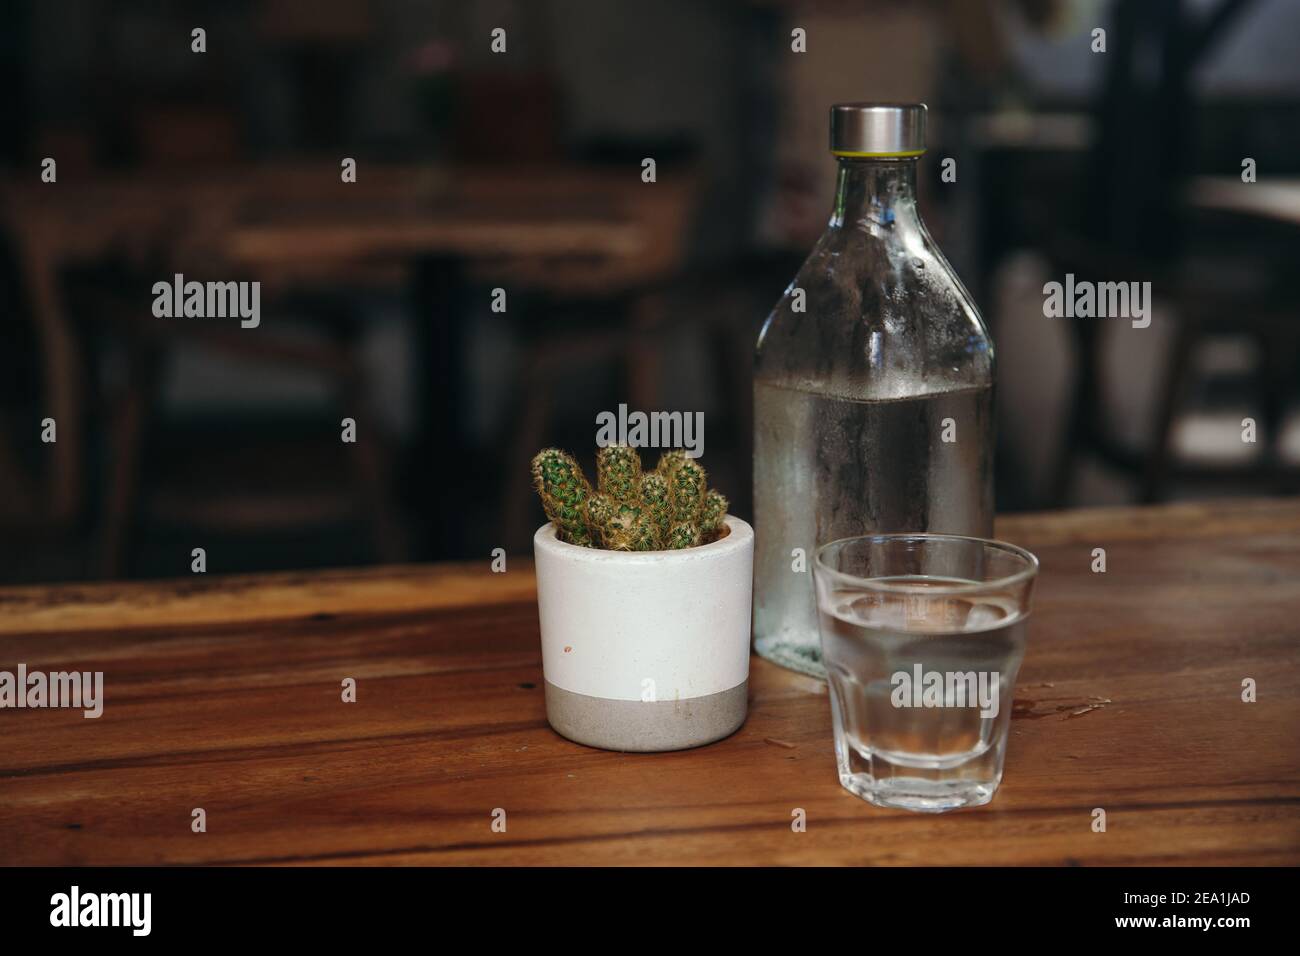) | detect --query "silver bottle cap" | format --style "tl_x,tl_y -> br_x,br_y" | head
829,103 -> 927,157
